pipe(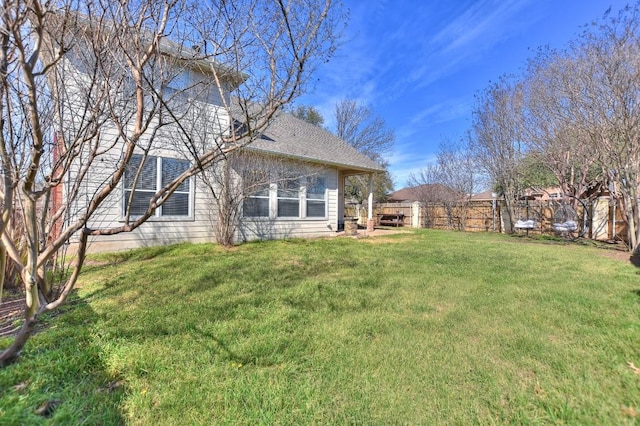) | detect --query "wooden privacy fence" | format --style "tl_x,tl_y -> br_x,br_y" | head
373,201 -> 498,232
347,197 -> 627,242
